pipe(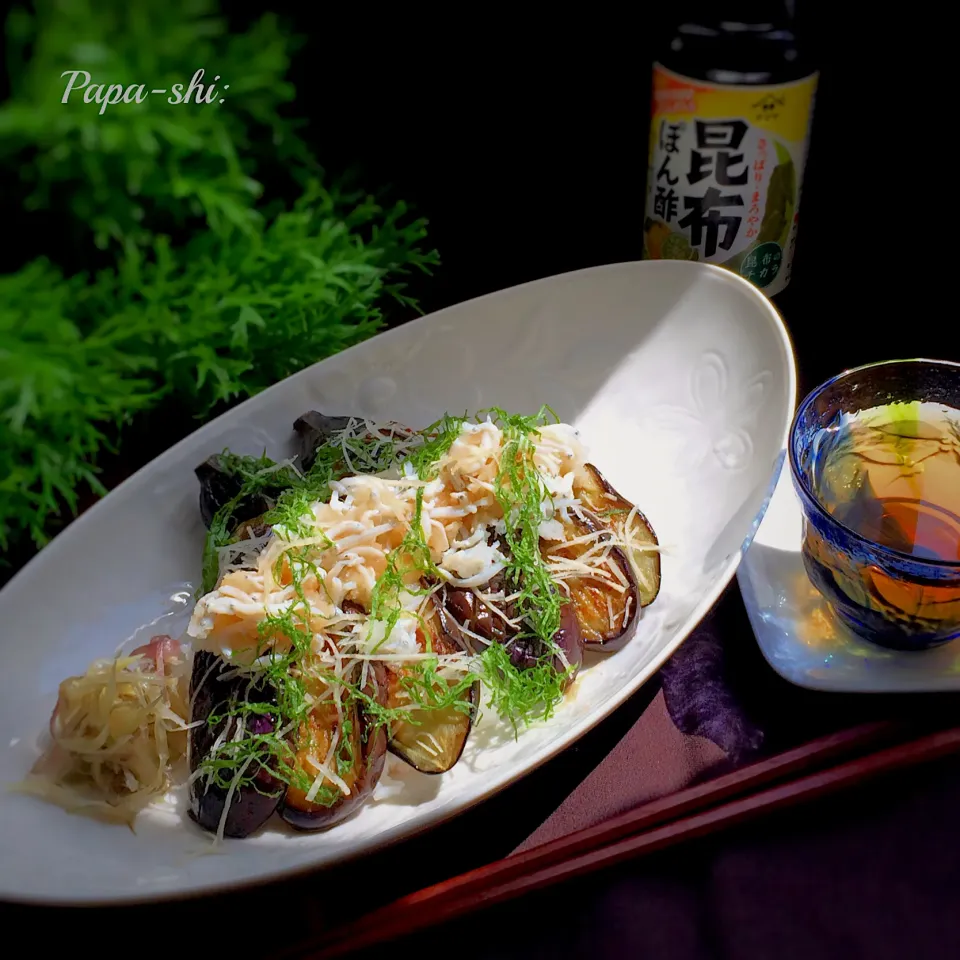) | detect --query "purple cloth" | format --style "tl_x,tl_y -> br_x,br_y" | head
514,612 -> 762,853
